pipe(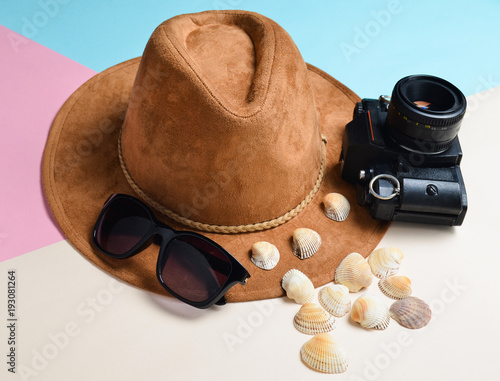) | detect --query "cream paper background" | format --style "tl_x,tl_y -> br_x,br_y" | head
1,88 -> 499,380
